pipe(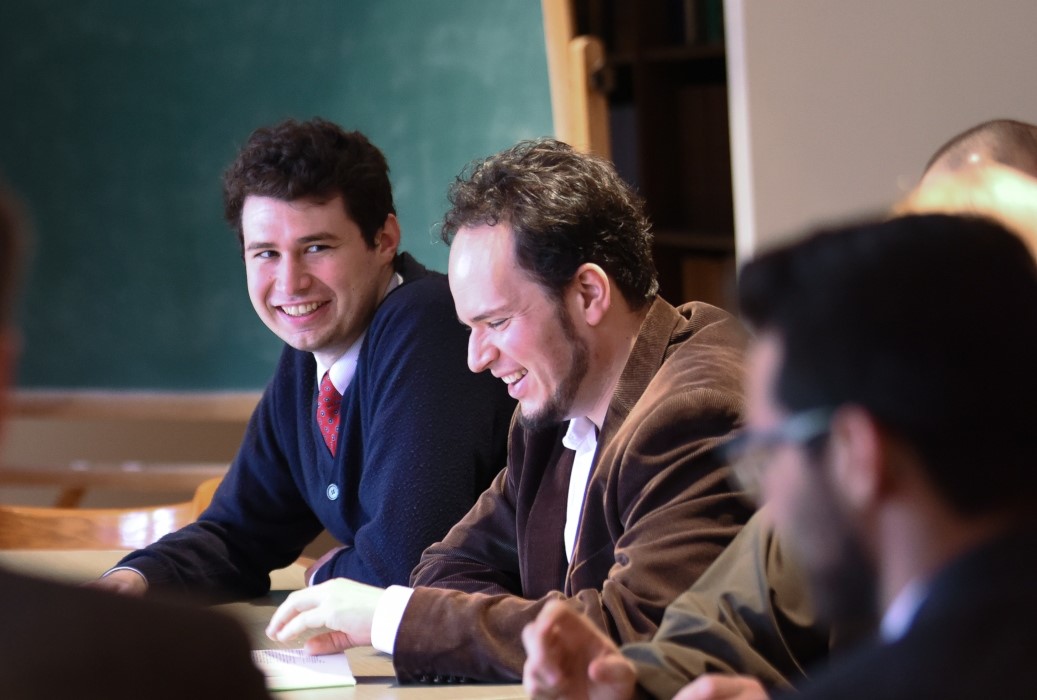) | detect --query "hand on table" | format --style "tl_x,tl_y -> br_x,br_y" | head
84,569 -> 147,596
266,577 -> 383,654
521,600 -> 637,700
673,675 -> 770,700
